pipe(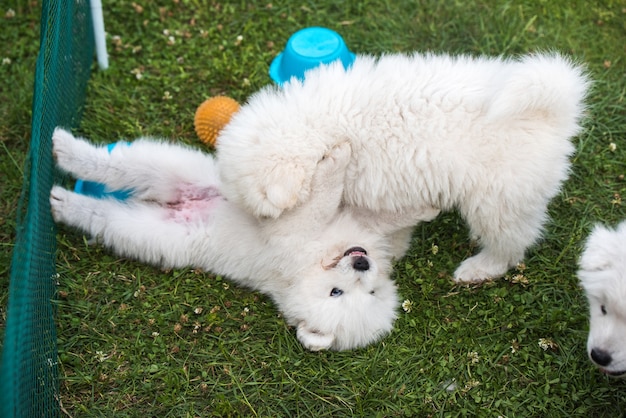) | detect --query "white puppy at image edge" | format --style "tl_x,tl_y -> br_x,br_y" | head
578,221 -> 626,377
217,51 -> 590,283
49,128 -> 400,351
